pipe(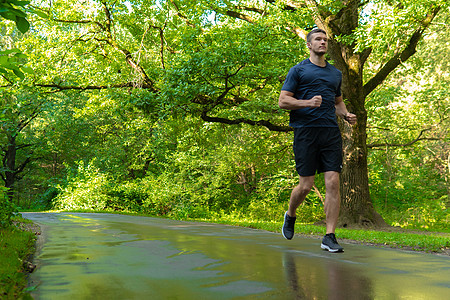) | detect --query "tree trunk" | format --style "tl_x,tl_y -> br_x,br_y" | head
335,53 -> 387,227
337,78 -> 387,227
339,122 -> 387,227
4,136 -> 17,199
